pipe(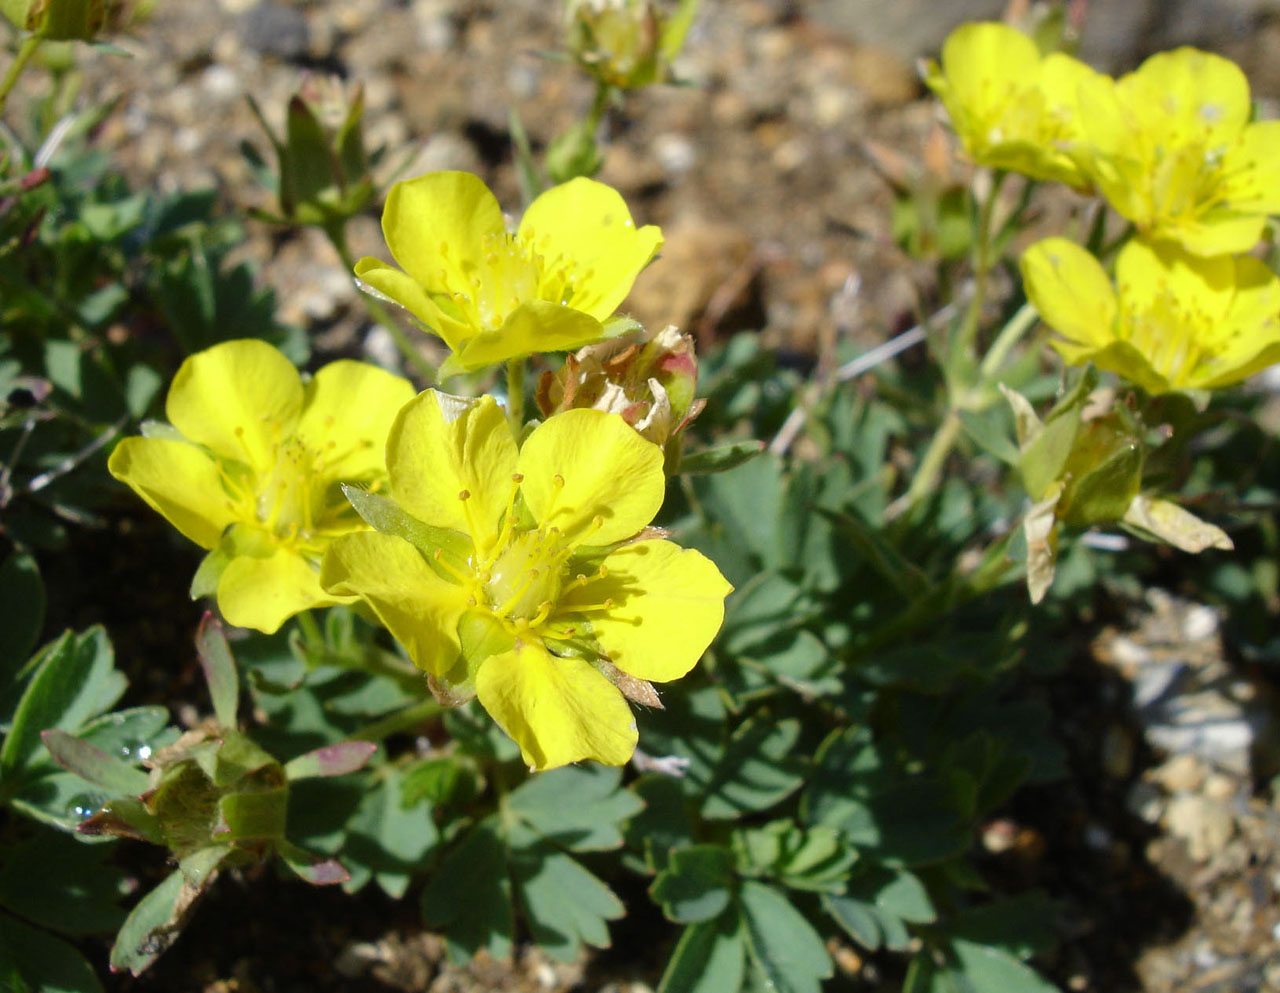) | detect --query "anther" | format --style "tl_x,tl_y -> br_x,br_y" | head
512,473 -> 524,483
459,489 -> 471,501
553,474 -> 565,488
